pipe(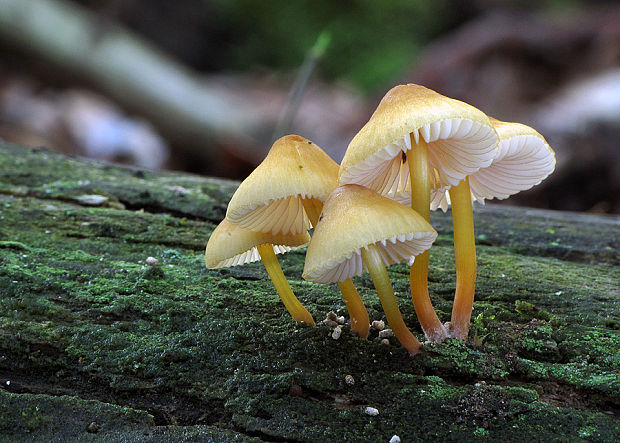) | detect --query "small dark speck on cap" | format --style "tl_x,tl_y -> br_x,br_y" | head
299,165 -> 303,169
